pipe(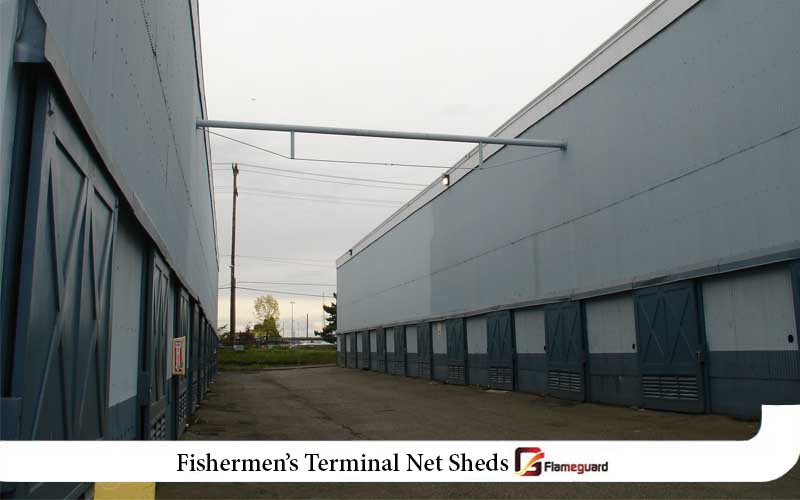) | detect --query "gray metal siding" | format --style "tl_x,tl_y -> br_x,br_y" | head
109,212 -> 146,407
431,321 -> 446,354
405,325 -> 418,353
338,0 -> 800,333
466,316 -> 488,354
702,264 -> 800,417
0,0 -> 20,288
702,265 -> 796,352
33,0 -> 218,322
514,308 -> 546,354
